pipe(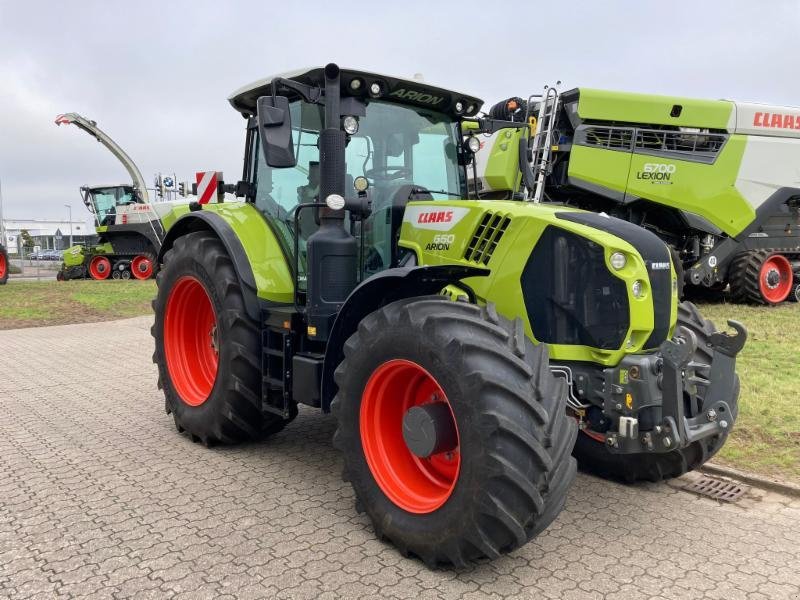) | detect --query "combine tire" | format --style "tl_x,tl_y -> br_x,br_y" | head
573,301 -> 739,483
0,246 -> 8,285
729,249 -> 793,305
332,296 -> 577,566
152,231 -> 296,445
89,256 -> 111,280
131,254 -> 155,280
